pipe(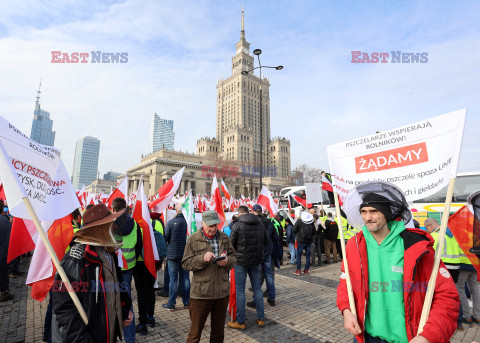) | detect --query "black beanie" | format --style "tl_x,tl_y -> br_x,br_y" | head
359,193 -> 392,221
